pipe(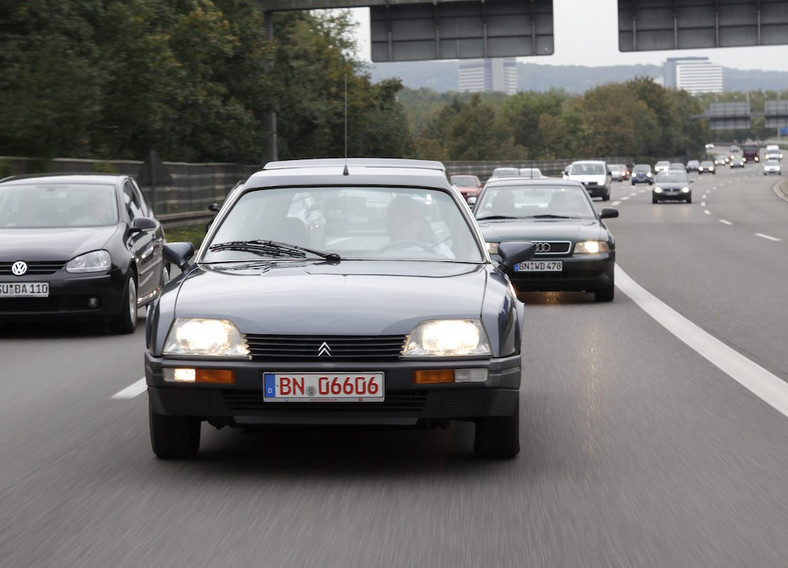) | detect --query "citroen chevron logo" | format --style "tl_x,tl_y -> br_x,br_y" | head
317,341 -> 332,357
